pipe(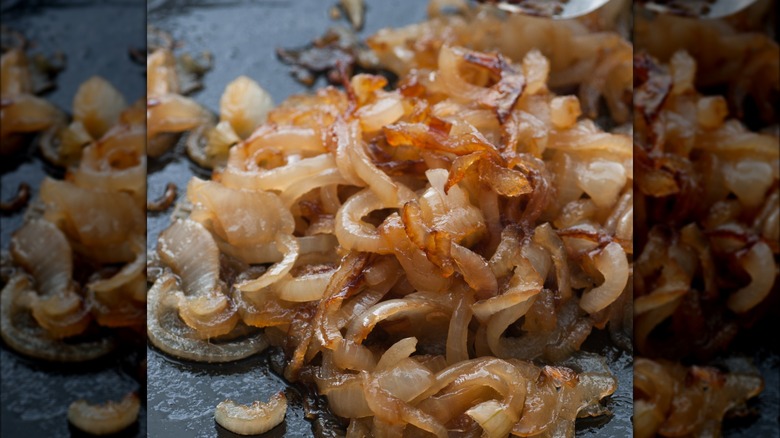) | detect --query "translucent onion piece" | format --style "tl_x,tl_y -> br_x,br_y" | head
0,94 -> 63,141
279,167 -> 350,209
466,399 -> 515,438
72,76 -> 127,139
158,219 -> 238,338
147,48 -> 179,96
1,274 -> 115,362
357,93 -> 405,133
217,234 -> 337,265
237,234 -> 299,293
422,169 -> 486,242
10,219 -> 73,301
222,152 -> 338,192
346,298 -> 448,345
727,242 -> 775,313
187,178 -> 294,246
68,392 -> 140,436
580,242 -> 629,314
73,124 -> 146,202
375,337 -> 418,372
10,220 -> 91,338
575,160 -> 627,209
147,93 -> 211,140
451,242 -> 497,298
214,392 -> 287,436
363,370 -> 447,438
723,159 -> 773,209
186,121 -> 238,169
336,188 -> 394,254
40,178 -> 142,262
275,268 -> 334,302
1,48 -> 32,97
86,238 -> 146,328
375,357 -> 435,403
381,213 -> 452,293
446,288 -> 473,365
322,376 -> 373,419
219,75 -> 274,139
549,96 -> 581,130
147,274 -> 268,362
337,118 -> 410,206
